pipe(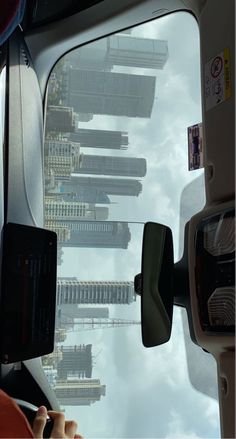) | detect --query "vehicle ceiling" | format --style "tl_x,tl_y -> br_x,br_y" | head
24,0 -> 207,96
